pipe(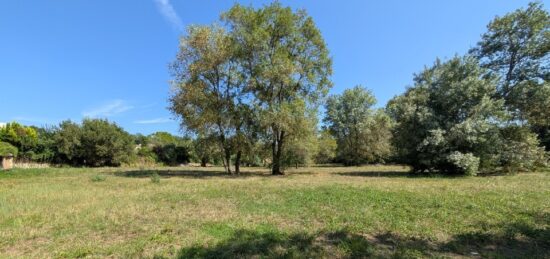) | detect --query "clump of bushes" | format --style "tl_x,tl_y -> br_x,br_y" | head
0,141 -> 18,157
447,152 -> 480,176
54,119 -> 134,167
